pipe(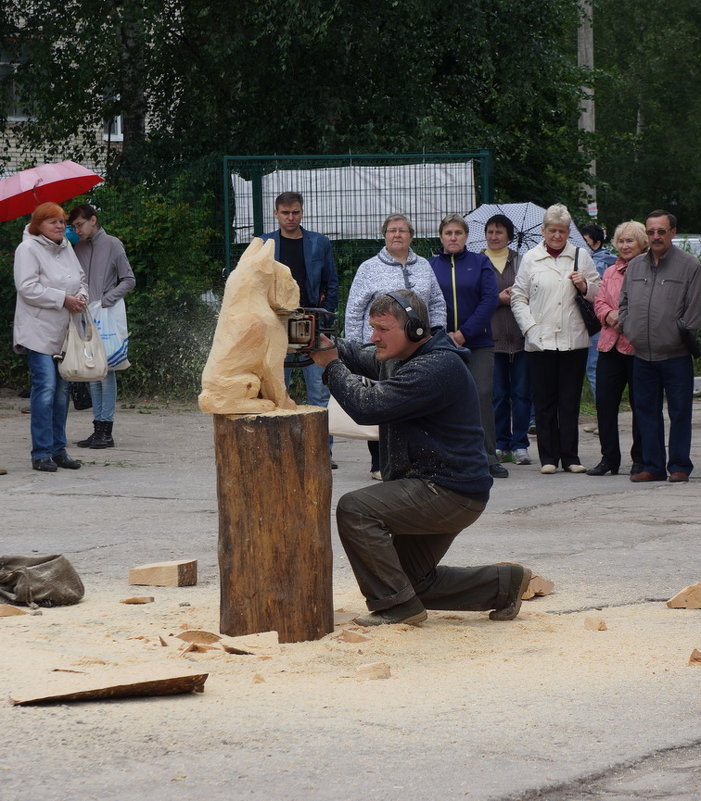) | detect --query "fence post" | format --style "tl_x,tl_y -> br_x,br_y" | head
222,157 -> 232,276
251,165 -> 264,236
479,149 -> 494,204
